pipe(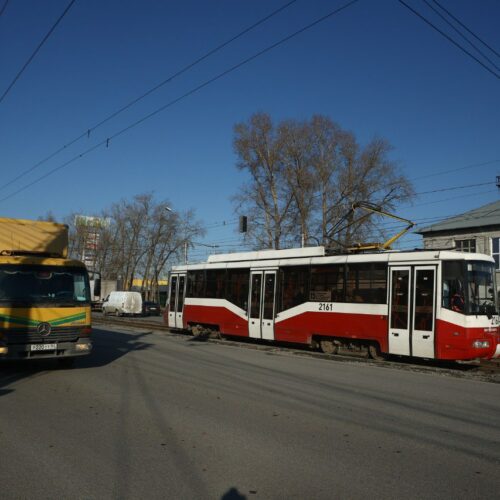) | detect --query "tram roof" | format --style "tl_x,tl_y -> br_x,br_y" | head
207,246 -> 326,263
171,247 -> 494,271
